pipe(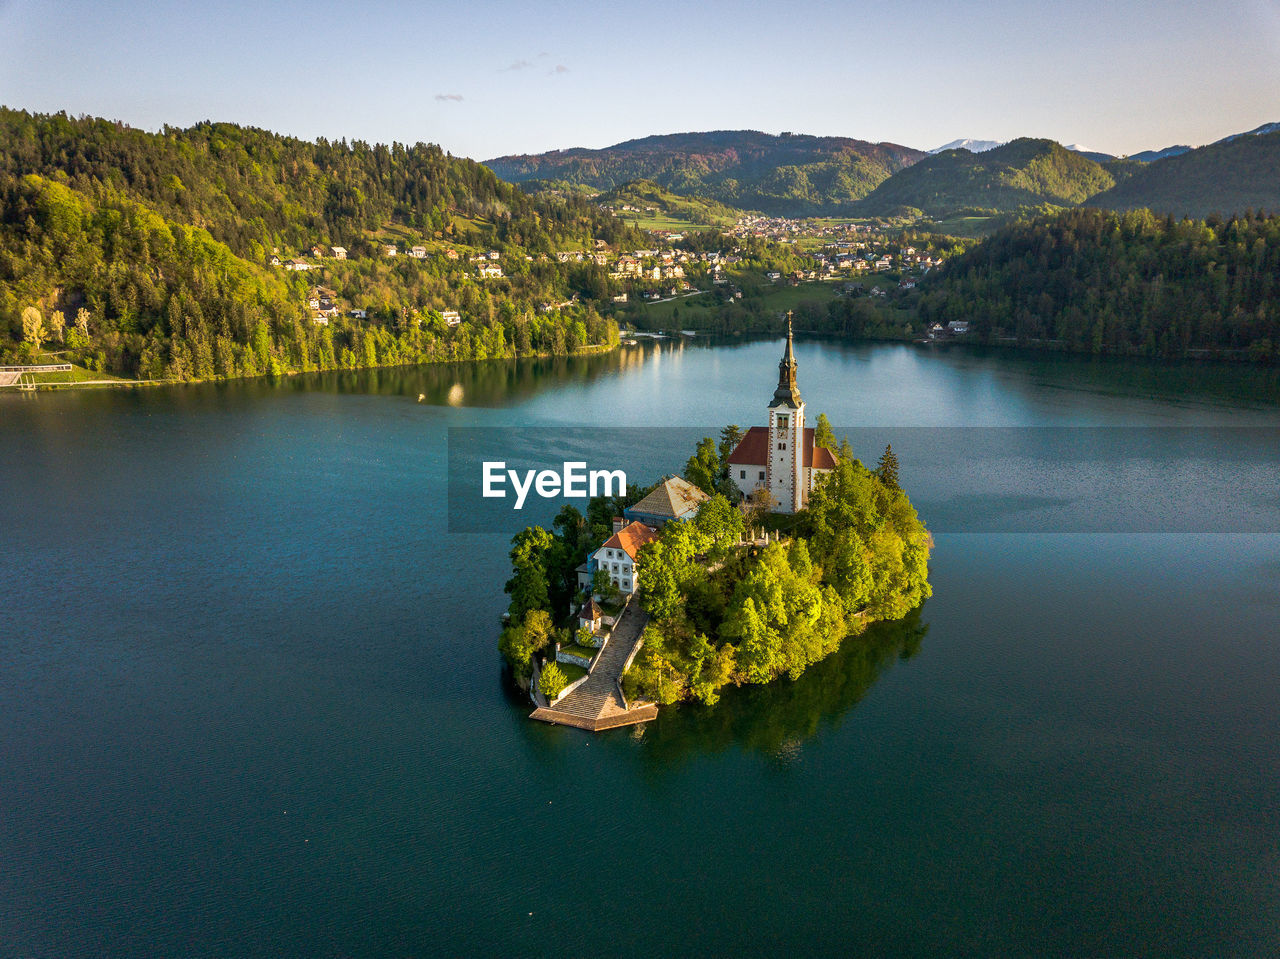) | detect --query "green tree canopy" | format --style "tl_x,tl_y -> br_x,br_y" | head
683,436 -> 721,495
814,413 -> 836,451
504,526 -> 555,621
539,660 -> 568,700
